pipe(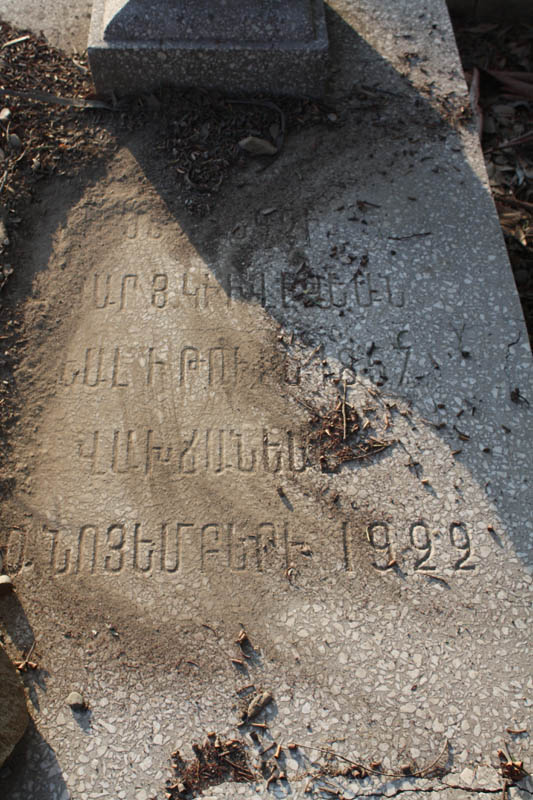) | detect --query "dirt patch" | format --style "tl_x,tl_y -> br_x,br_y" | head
0,20 -> 114,251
